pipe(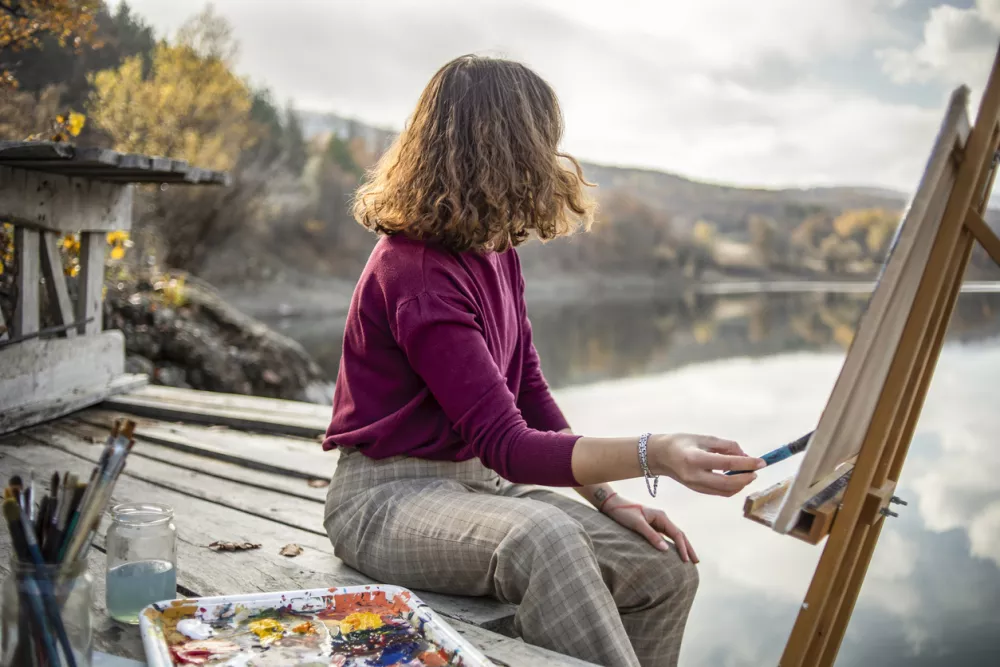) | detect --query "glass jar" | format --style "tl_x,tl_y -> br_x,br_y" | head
105,502 -> 177,625
0,558 -> 93,666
